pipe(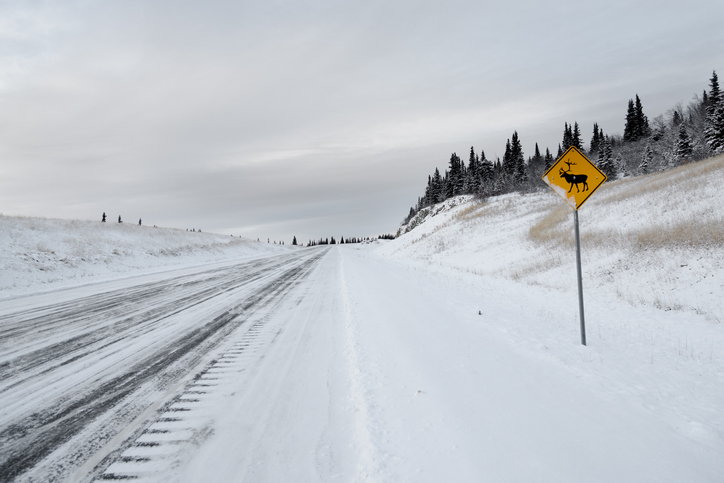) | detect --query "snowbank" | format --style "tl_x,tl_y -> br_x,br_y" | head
0,216 -> 290,297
